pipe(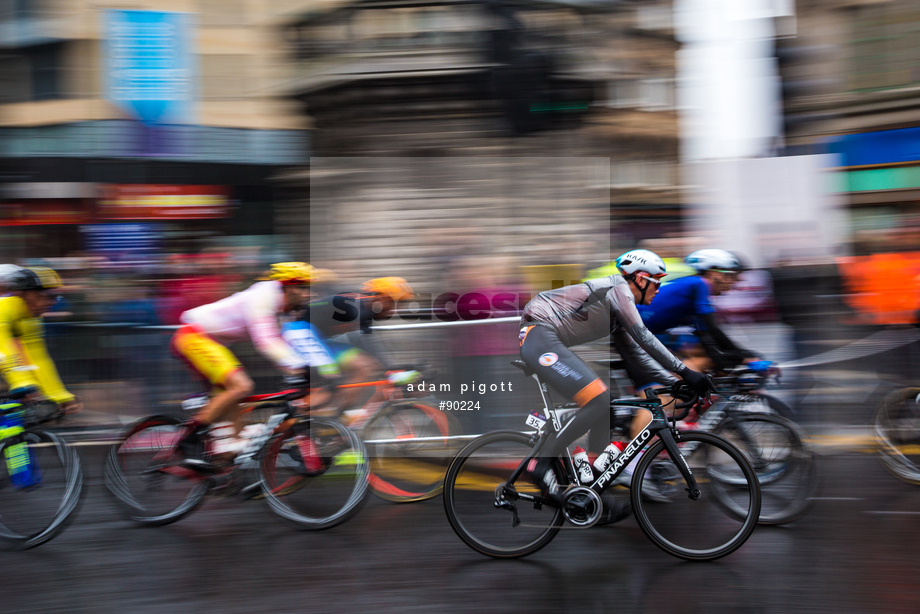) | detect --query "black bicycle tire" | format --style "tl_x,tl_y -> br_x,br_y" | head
712,410 -> 818,525
259,418 -> 369,530
442,430 -> 565,559
874,388 -> 920,485
103,414 -> 208,526
0,429 -> 83,549
631,431 -> 761,561
361,401 -> 458,503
